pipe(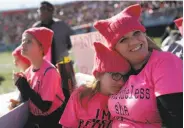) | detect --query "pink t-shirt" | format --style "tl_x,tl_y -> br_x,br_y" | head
108,50 -> 183,128
25,59 -> 65,116
59,86 -> 113,128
